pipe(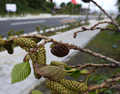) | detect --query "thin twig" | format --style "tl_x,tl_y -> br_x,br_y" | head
91,0 -> 120,32
74,26 -> 118,38
111,74 -> 120,78
85,76 -> 120,93
110,85 -> 120,90
91,21 -> 113,29
77,63 -> 120,70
